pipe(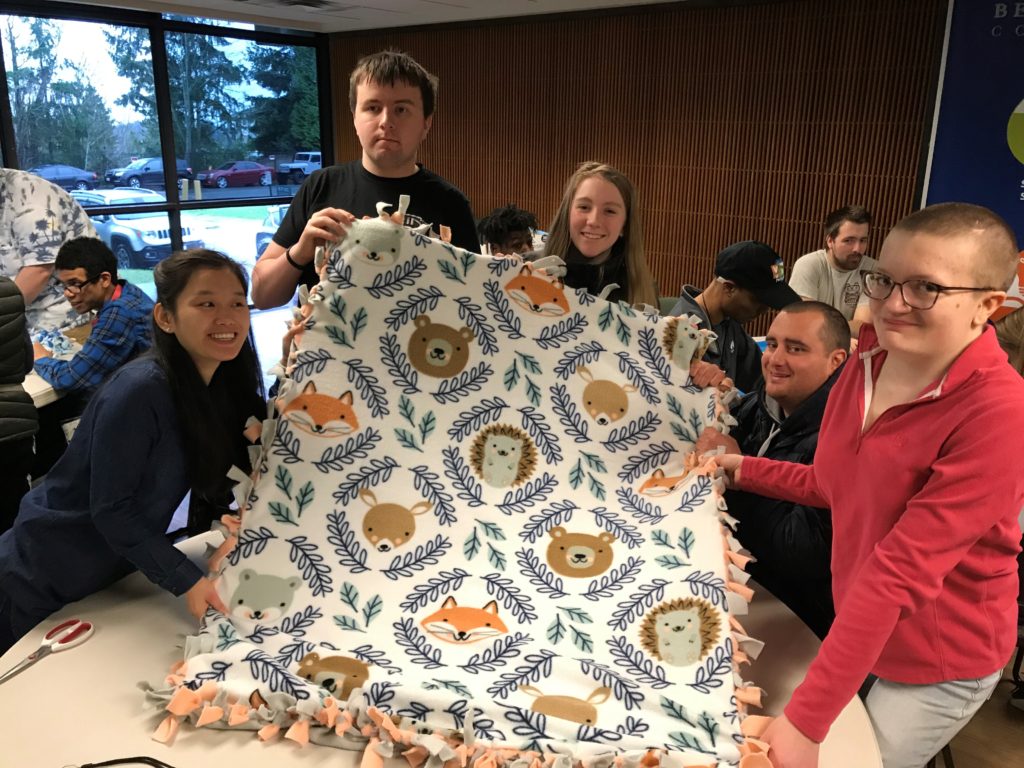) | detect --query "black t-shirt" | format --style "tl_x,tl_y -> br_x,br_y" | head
273,160 -> 479,290
187,364 -> 267,536
562,242 -> 629,304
